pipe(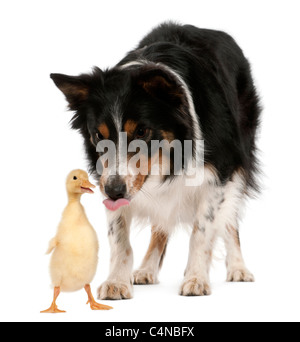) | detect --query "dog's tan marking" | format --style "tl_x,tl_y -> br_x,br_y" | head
98,123 -> 110,140
160,130 -> 175,142
132,174 -> 147,192
133,226 -> 169,285
99,178 -> 105,194
144,227 -> 168,264
99,168 -> 109,196
125,154 -> 152,197
226,225 -> 241,247
124,120 -> 138,139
